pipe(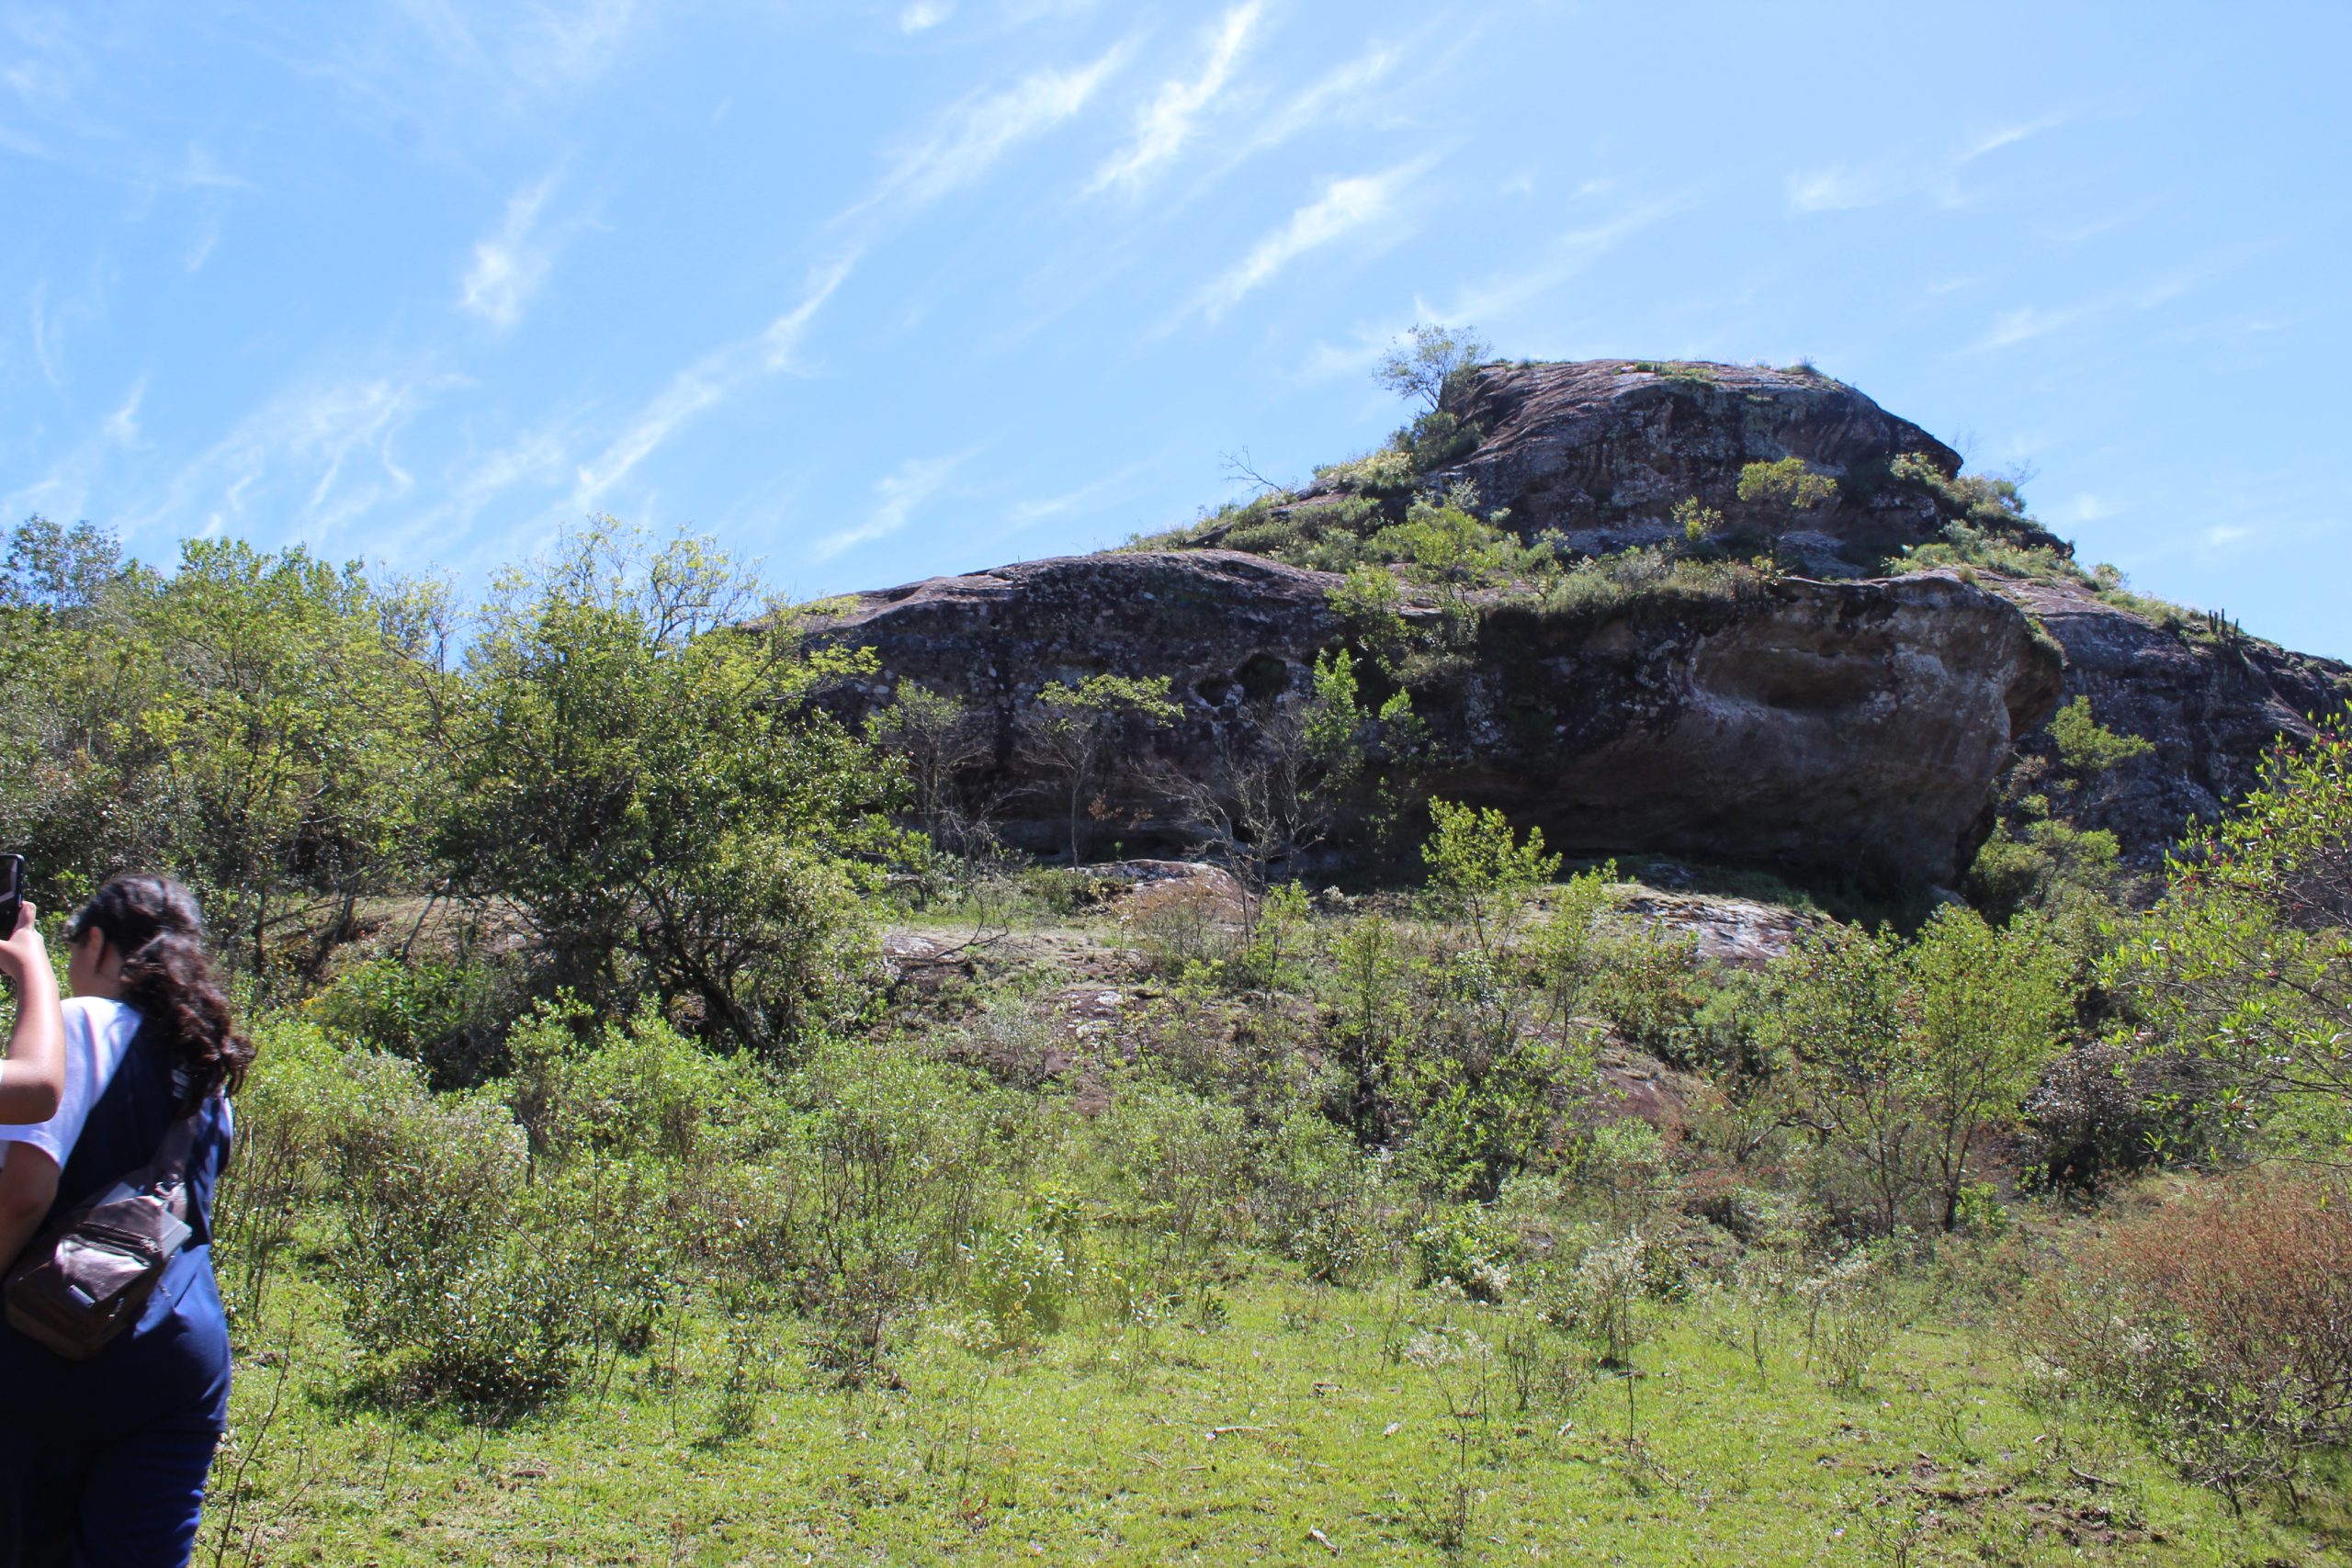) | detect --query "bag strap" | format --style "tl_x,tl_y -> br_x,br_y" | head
102,1106 -> 207,1224
149,1111 -> 203,1219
